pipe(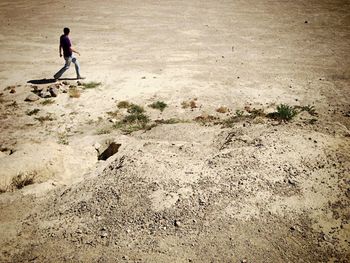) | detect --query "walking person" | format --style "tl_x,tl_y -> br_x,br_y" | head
54,27 -> 84,80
